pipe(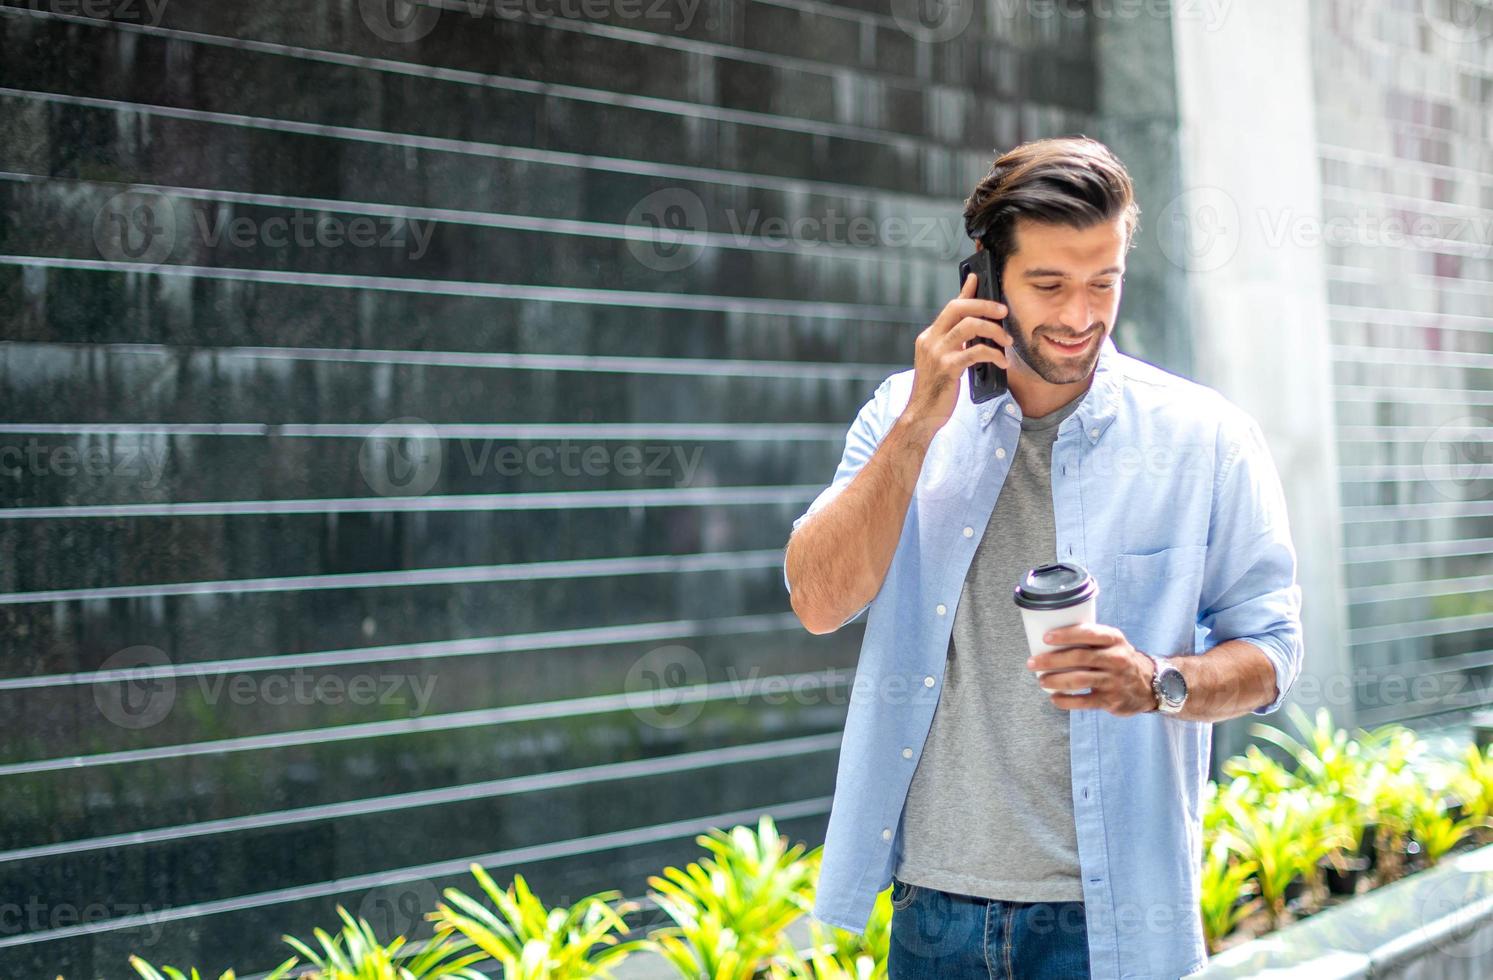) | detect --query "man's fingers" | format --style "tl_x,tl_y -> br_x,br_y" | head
949,315 -> 1013,349
961,270 -> 978,299
1036,670 -> 1107,693
955,342 -> 1009,373
1044,623 -> 1124,647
